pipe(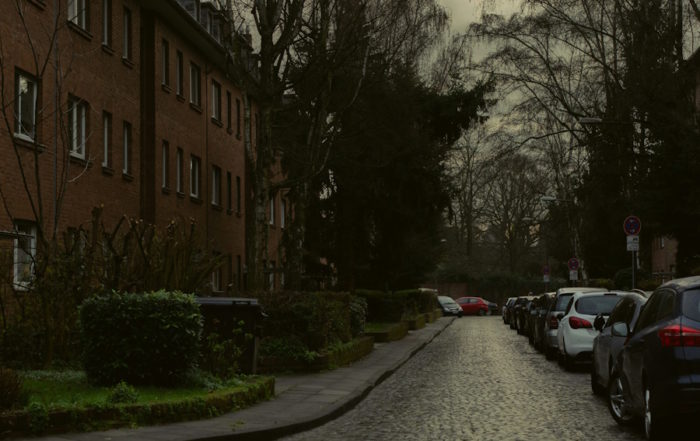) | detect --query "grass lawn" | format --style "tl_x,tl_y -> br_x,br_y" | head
19,370 -> 259,409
